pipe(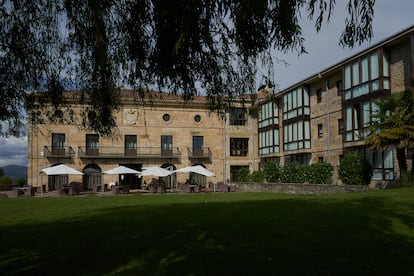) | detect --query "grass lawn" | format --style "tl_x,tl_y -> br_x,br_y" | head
1,189 -> 413,275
